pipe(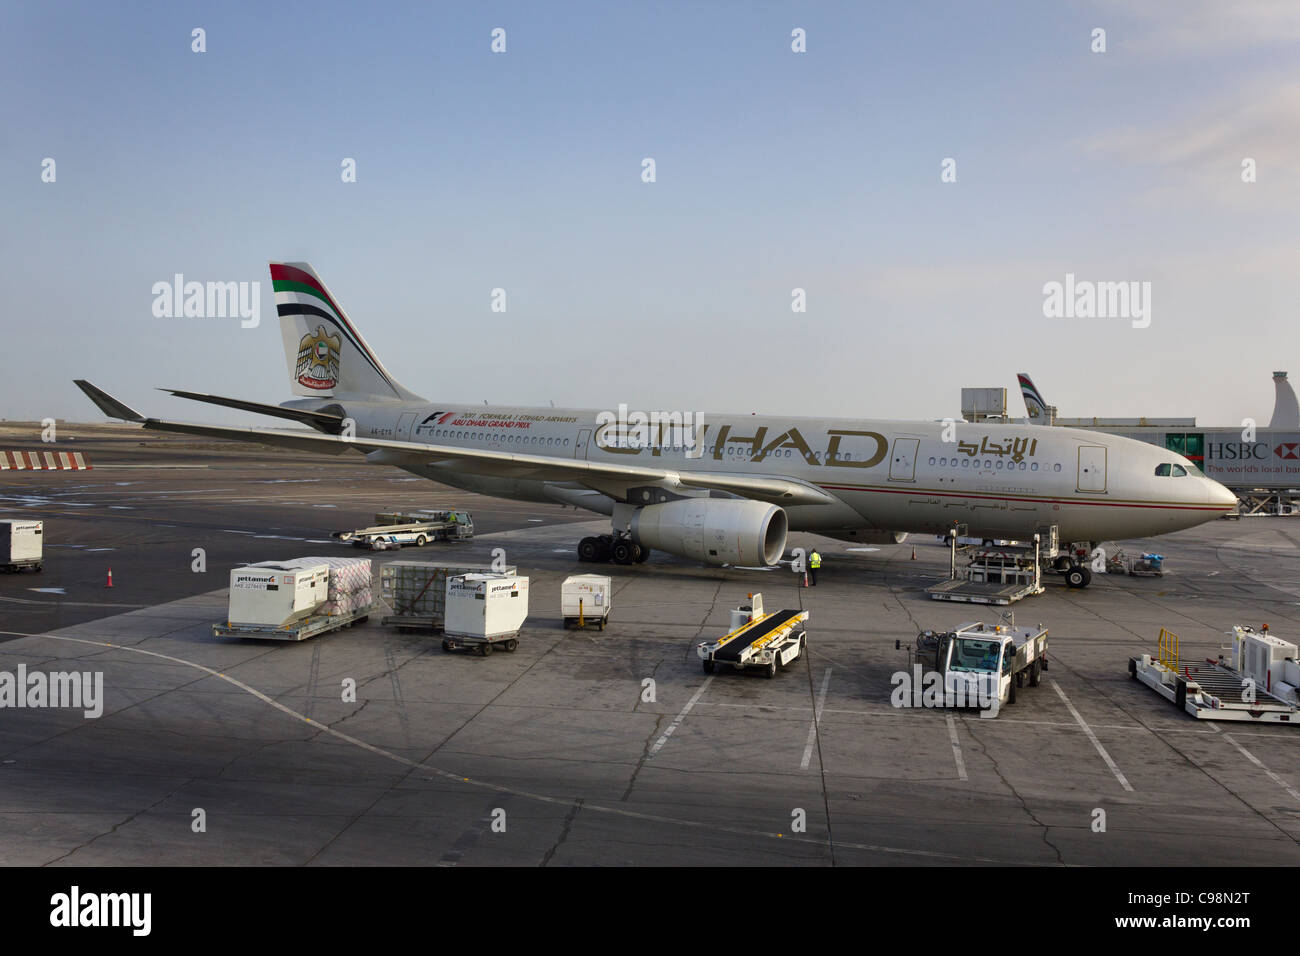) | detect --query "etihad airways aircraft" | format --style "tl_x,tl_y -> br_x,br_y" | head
75,263 -> 1236,587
